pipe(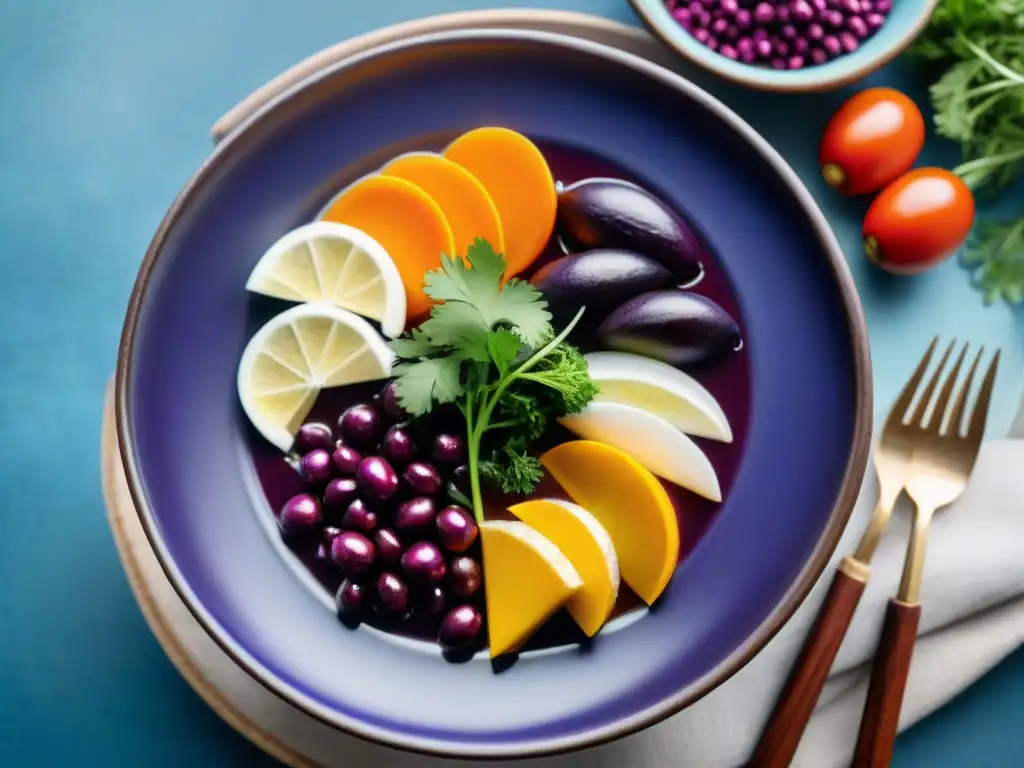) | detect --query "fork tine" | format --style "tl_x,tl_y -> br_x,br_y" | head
908,339 -> 956,428
966,350 -> 1000,442
889,336 -> 938,424
948,348 -> 983,437
928,342 -> 969,434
